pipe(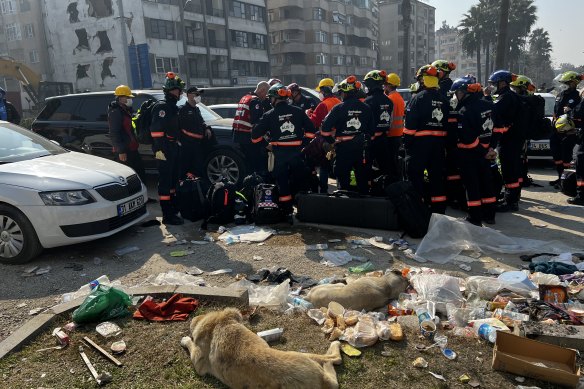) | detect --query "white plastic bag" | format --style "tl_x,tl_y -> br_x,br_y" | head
218,225 -> 274,244
465,276 -> 534,300
148,271 -> 205,287
411,273 -> 464,305
228,278 -> 290,309
342,315 -> 378,348
415,214 -> 579,264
